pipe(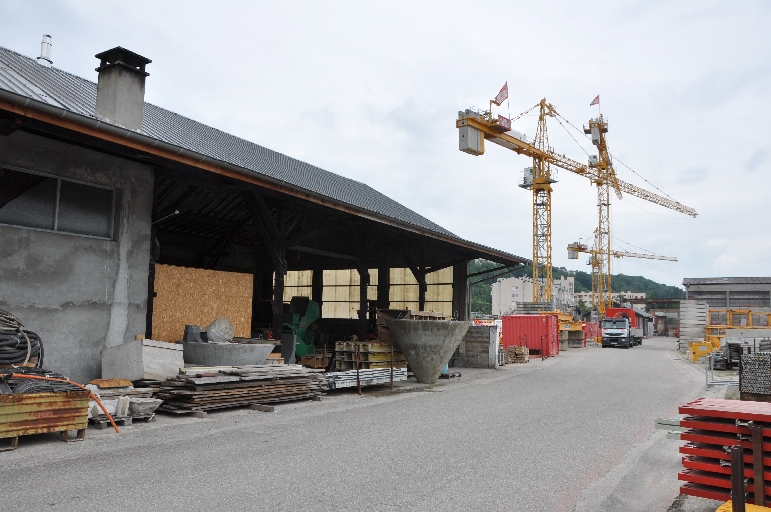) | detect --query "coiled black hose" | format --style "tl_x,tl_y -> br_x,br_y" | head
0,309 -> 44,367
0,366 -> 80,394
